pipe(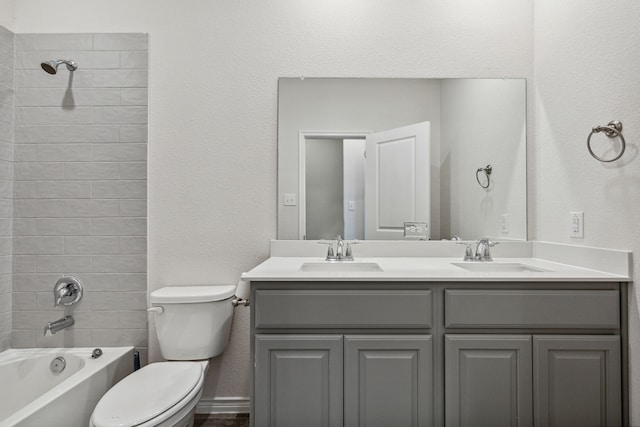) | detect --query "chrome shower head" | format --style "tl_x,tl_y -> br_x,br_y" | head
40,59 -> 78,74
